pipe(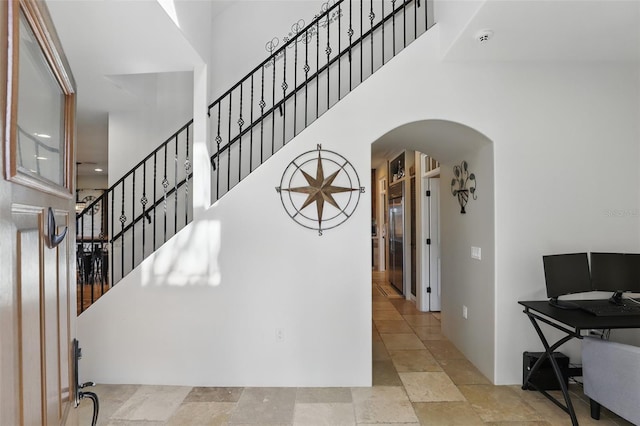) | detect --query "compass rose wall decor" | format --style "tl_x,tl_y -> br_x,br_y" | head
276,144 -> 365,236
